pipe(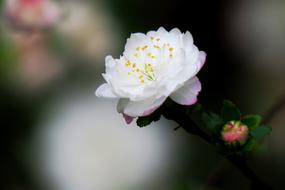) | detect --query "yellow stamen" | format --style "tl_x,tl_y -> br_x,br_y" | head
142,45 -> 148,51
125,61 -> 131,67
153,45 -> 160,49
